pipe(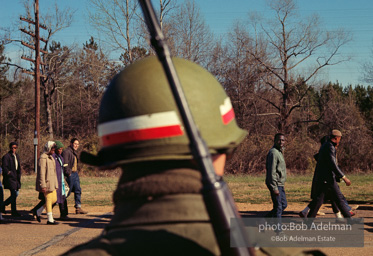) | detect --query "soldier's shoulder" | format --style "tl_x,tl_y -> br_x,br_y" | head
260,247 -> 326,256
